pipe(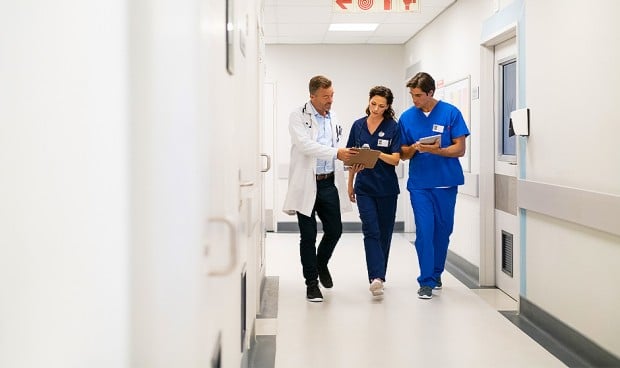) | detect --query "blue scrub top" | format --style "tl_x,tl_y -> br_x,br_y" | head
399,100 -> 470,190
346,117 -> 401,197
